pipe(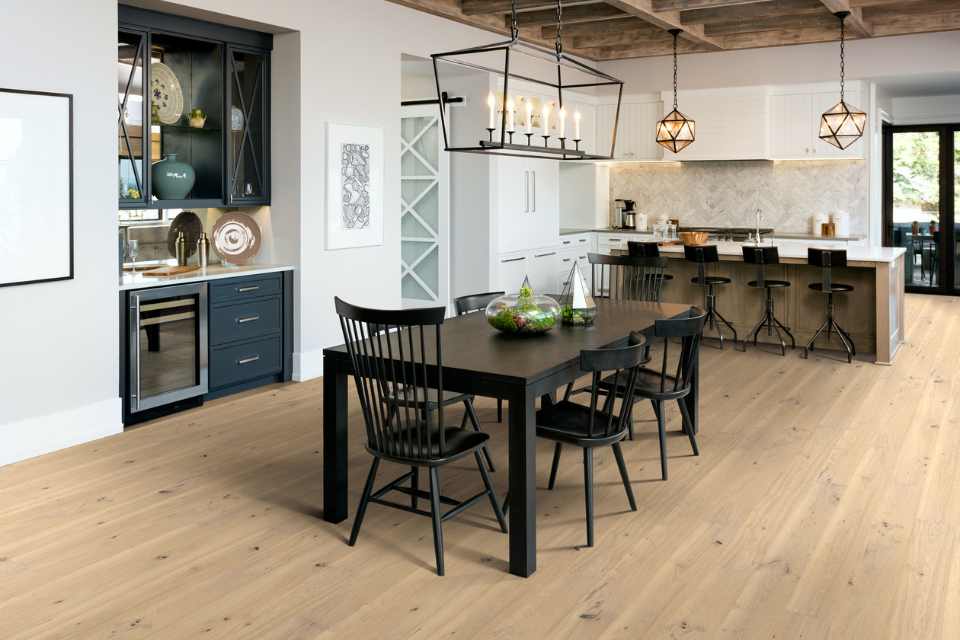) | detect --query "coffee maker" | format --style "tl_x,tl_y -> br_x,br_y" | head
621,199 -> 637,230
